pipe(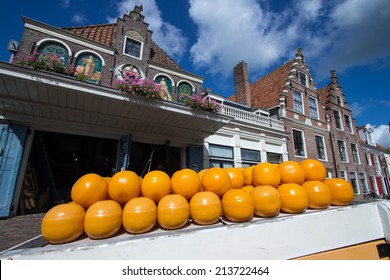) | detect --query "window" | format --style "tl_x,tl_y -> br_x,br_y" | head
336,95 -> 343,106
293,90 -> 303,113
299,72 -> 307,86
344,115 -> 353,133
351,143 -> 360,164
209,144 -> 234,168
241,149 -> 260,167
338,140 -> 348,162
315,135 -> 326,160
333,110 -> 343,130
349,171 -> 359,193
359,173 -> 369,193
124,37 -> 142,59
374,154 -> 381,172
340,170 -> 347,180
308,96 -> 318,119
366,153 -> 373,166
267,152 -> 282,164
293,129 -> 305,157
